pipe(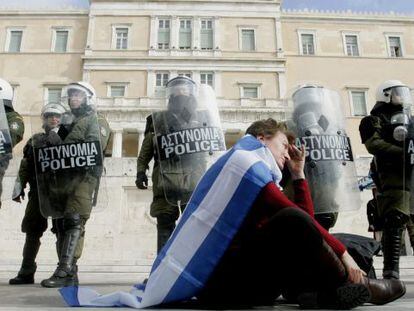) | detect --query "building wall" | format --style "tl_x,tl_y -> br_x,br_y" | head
282,12 -> 414,158
89,70 -> 147,98
2,3 -> 414,268
0,13 -> 89,154
0,1 -> 286,267
221,71 -> 279,99
91,16 -> 150,53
